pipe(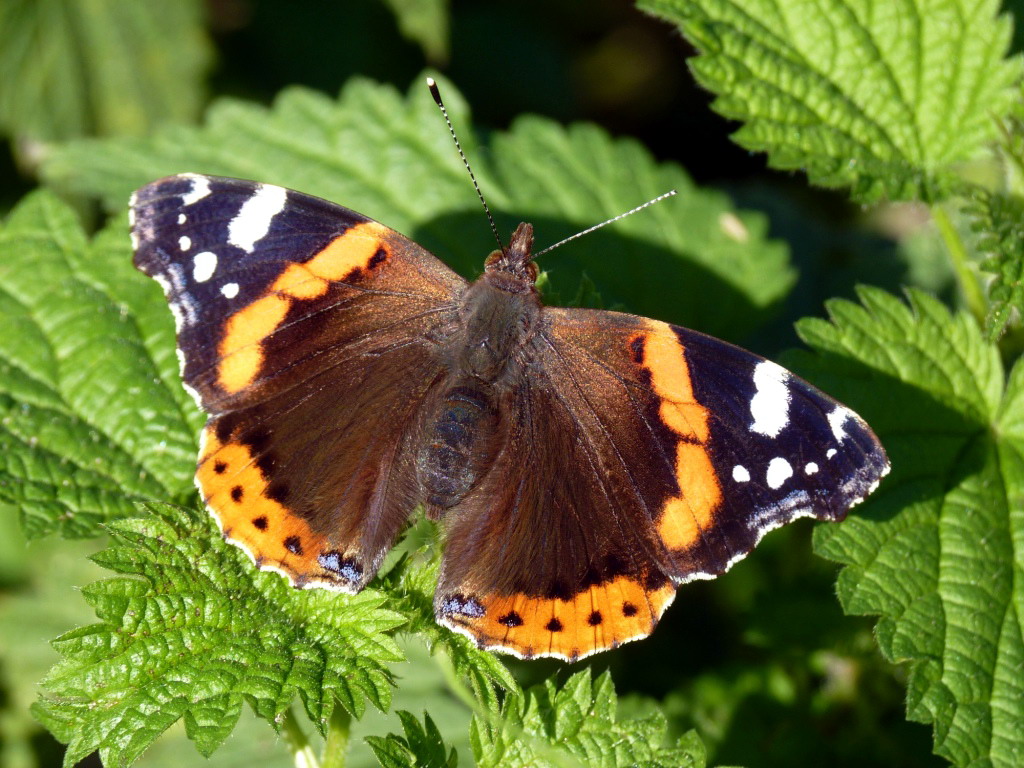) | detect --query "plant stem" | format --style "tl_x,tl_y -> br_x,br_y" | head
435,645 -> 478,711
933,204 -> 986,323
321,702 -> 352,768
281,707 -> 320,768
